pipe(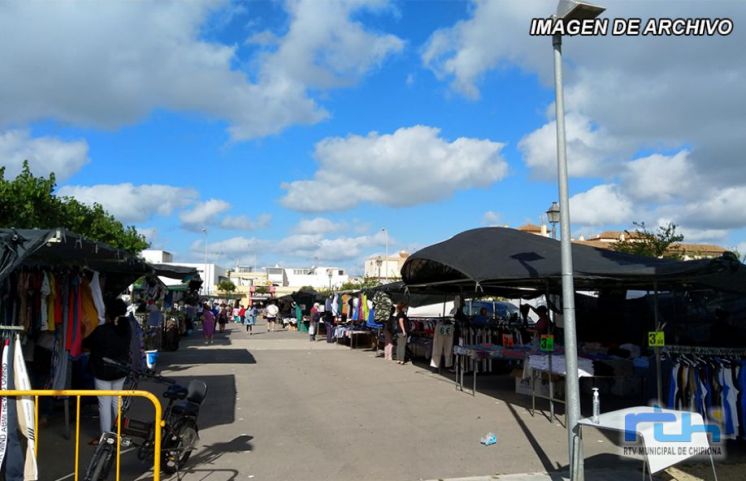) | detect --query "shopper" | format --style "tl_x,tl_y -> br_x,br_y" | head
245,304 -> 257,335
218,304 -> 229,333
202,303 -> 216,344
265,301 -> 279,332
394,303 -> 409,364
238,305 -> 246,325
309,303 -> 320,341
83,297 -> 131,444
